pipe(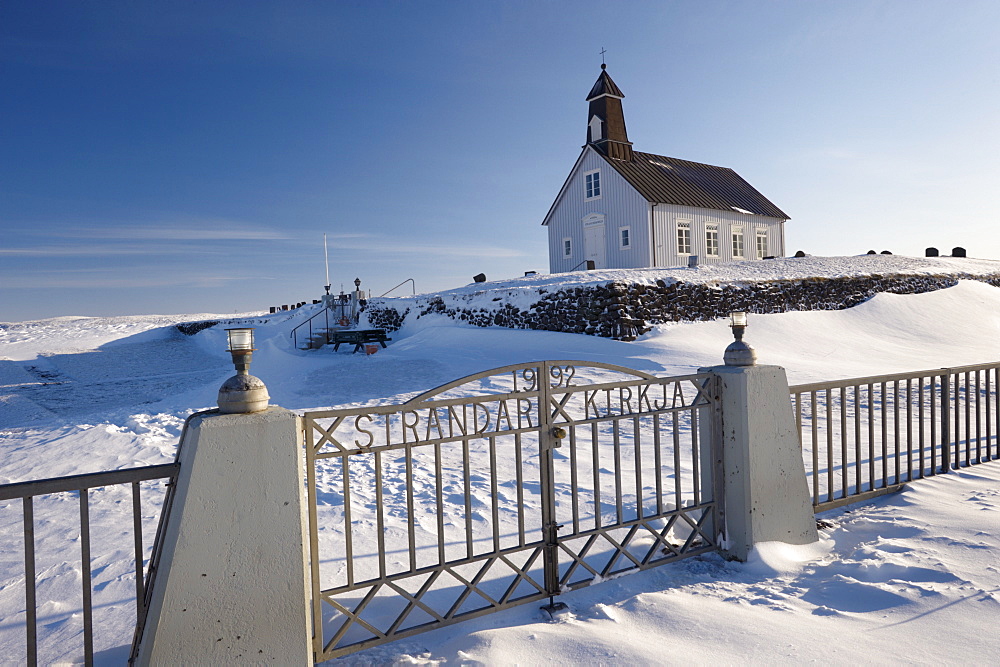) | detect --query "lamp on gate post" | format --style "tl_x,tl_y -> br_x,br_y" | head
723,312 -> 757,366
218,328 -> 270,413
